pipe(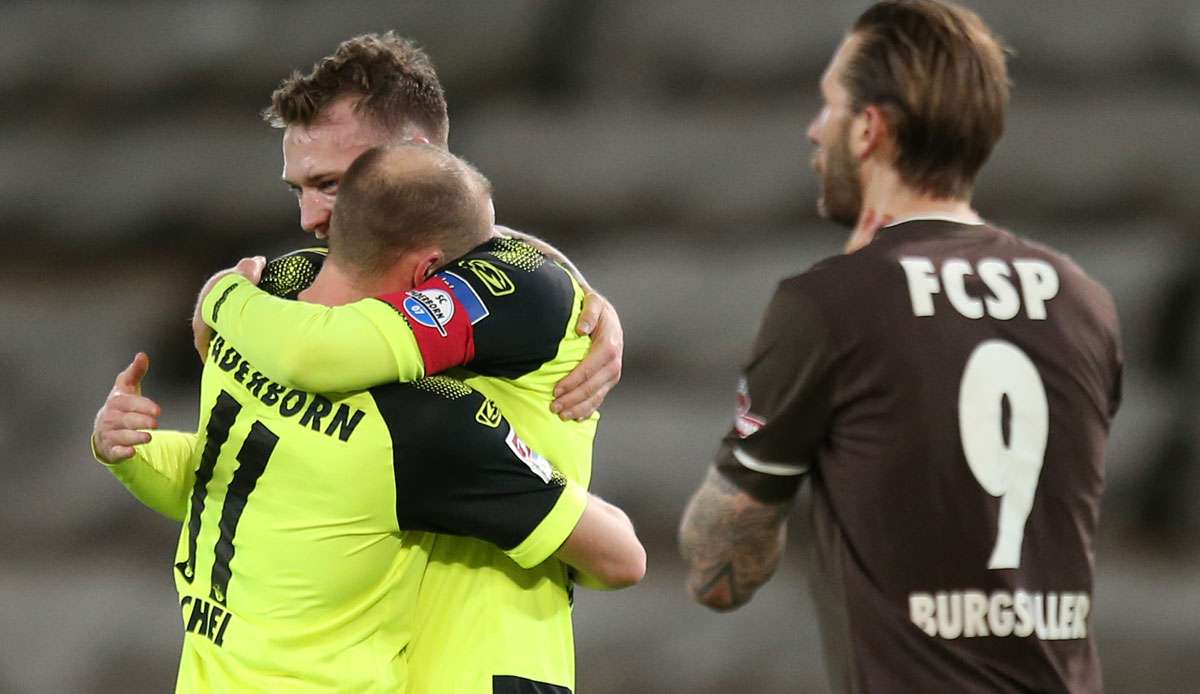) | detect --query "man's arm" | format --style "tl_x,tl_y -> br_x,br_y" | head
679,279 -> 834,609
679,467 -> 792,611
556,493 -> 645,590
195,244 -> 621,418
385,382 -> 642,588
100,431 -> 199,523
191,256 -> 265,362
197,272 -> 411,392
91,353 -> 199,521
496,226 -> 624,421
